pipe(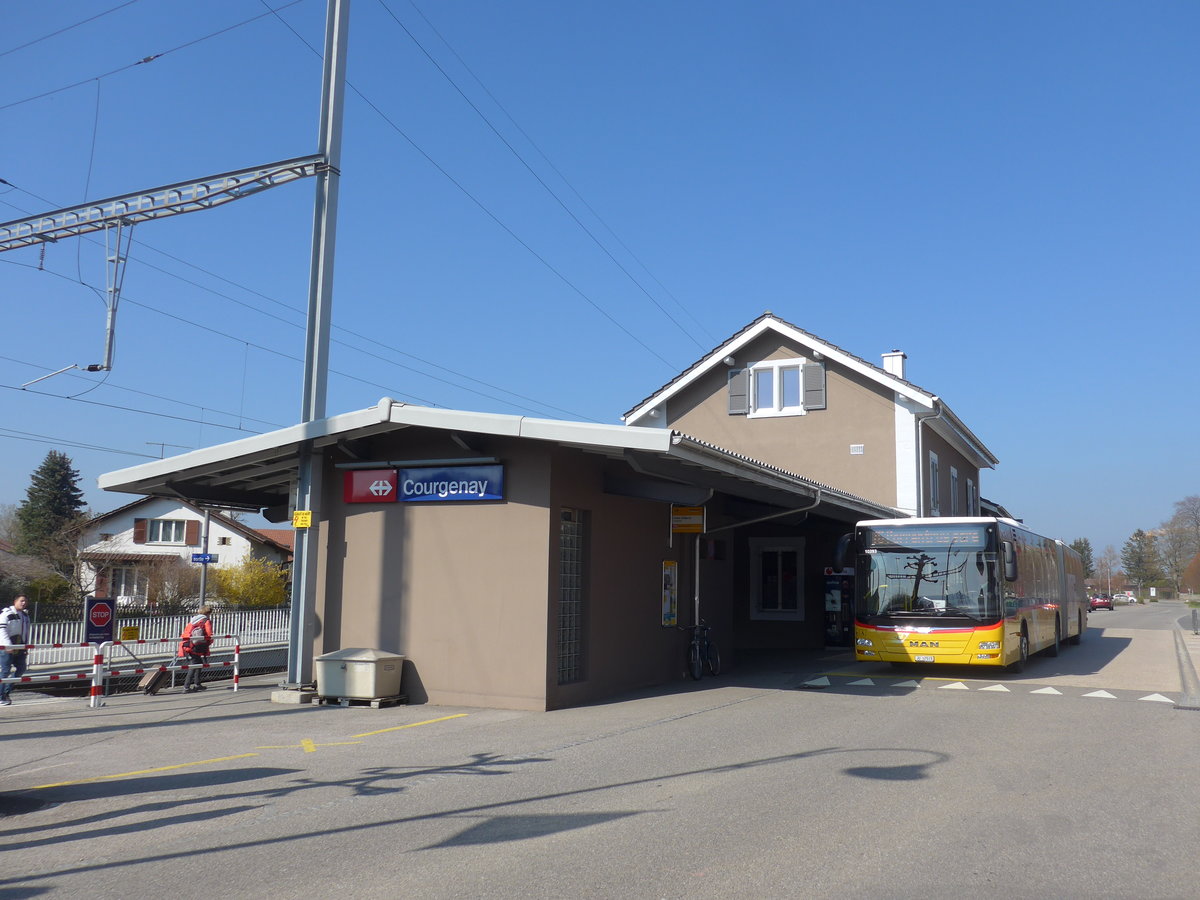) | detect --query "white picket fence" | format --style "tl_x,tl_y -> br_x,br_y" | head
27,608 -> 290,667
